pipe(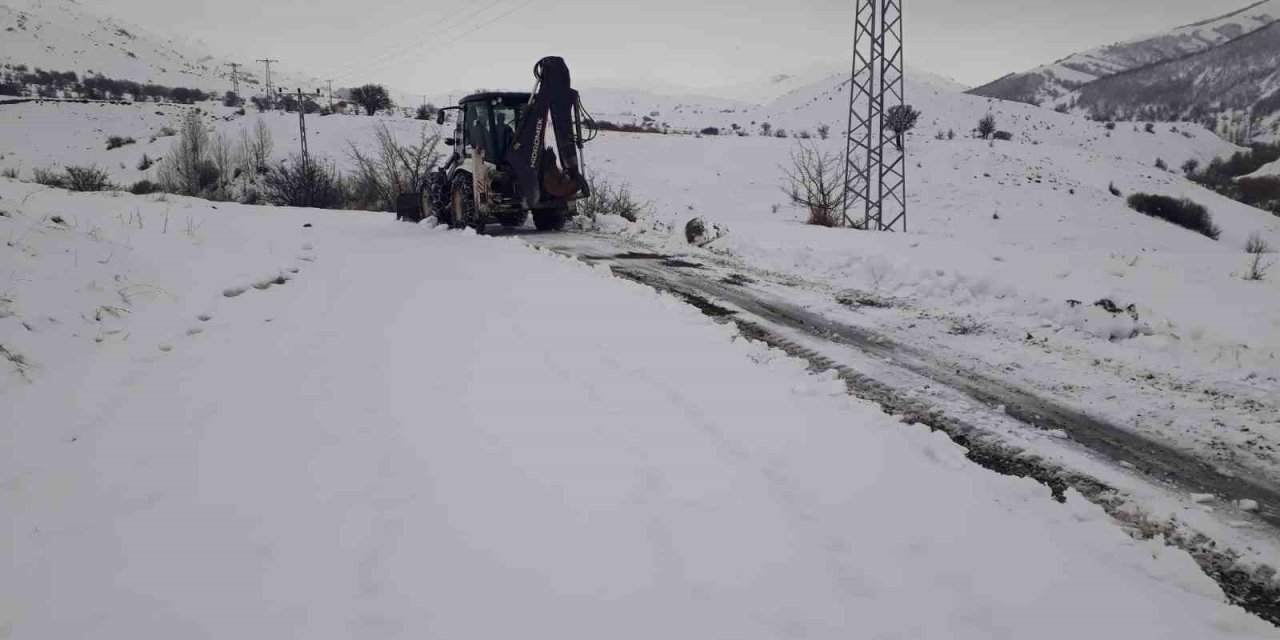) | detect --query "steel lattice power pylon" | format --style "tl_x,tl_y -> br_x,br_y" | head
842,0 -> 907,232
